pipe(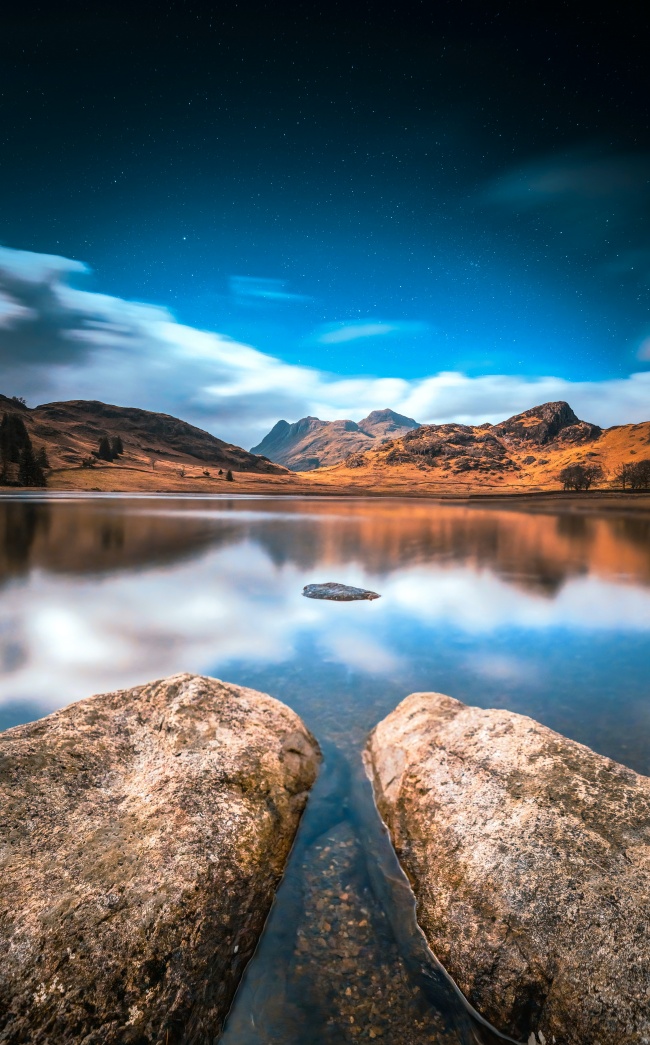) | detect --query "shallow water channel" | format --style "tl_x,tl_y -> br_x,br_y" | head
2,494 -> 649,1042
